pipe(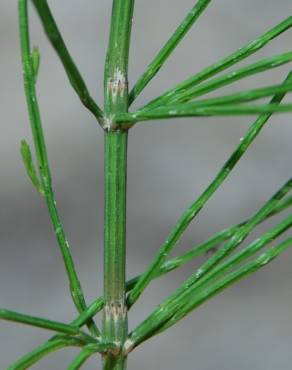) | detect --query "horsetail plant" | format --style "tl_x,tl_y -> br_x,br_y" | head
2,0 -> 292,369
